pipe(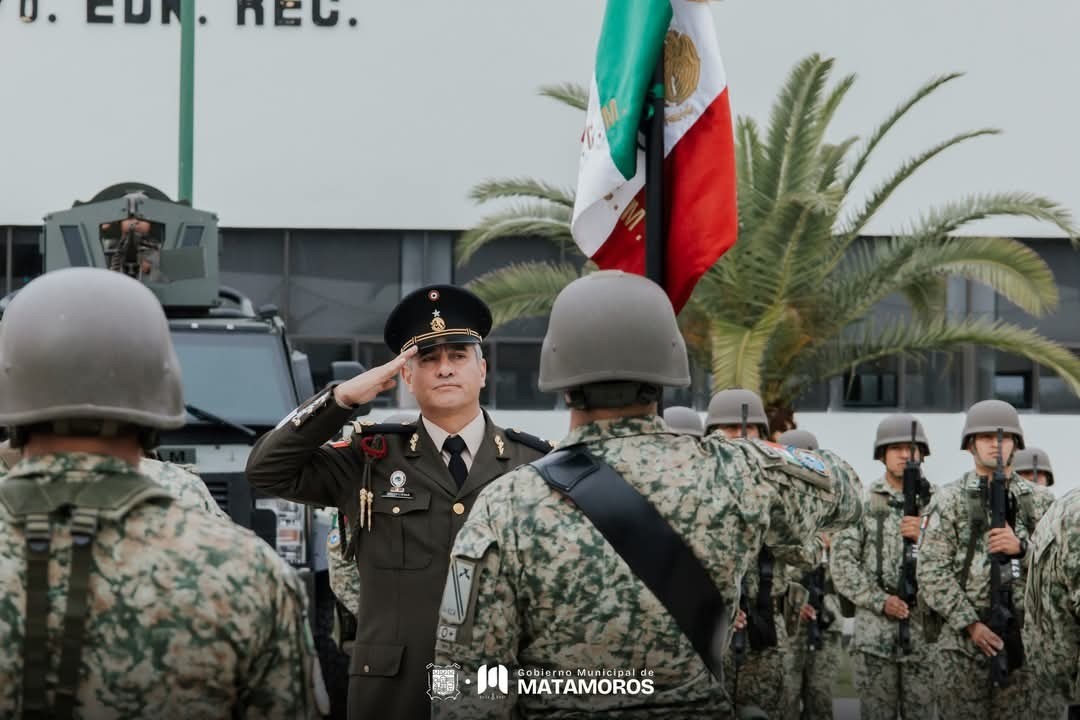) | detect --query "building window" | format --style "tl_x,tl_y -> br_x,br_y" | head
904,351 -> 963,412
220,228 -> 286,310
992,352 -> 1034,409
12,227 -> 42,291
843,358 -> 899,408
288,230 -> 401,336
1037,356 -> 1080,413
487,341 -> 554,410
